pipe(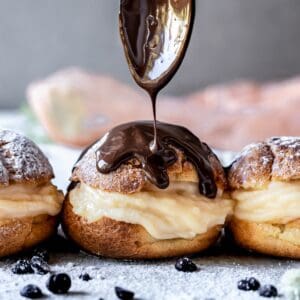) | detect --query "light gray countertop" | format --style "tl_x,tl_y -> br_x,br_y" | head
0,240 -> 299,300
